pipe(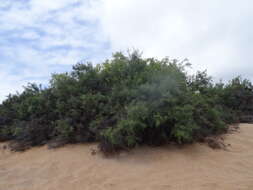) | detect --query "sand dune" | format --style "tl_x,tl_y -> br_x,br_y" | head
1,124 -> 253,190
